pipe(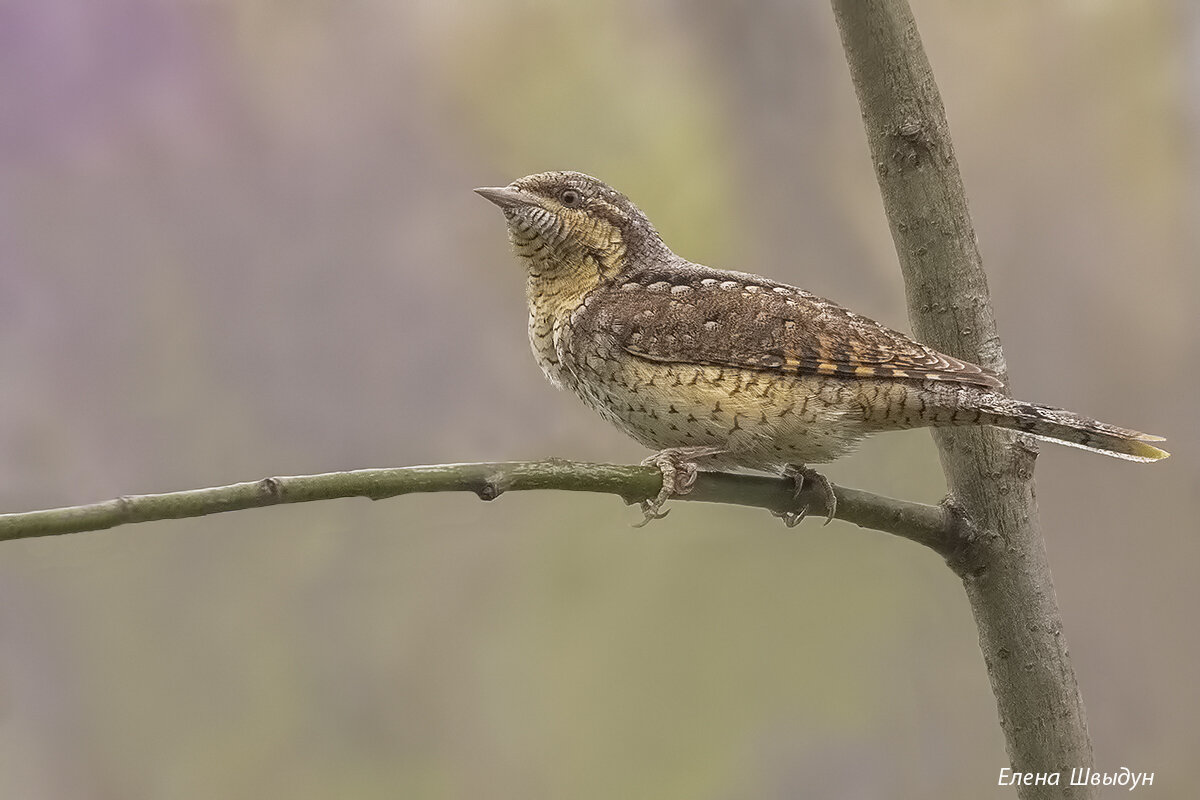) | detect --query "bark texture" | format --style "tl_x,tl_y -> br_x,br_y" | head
831,1 -> 1095,796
